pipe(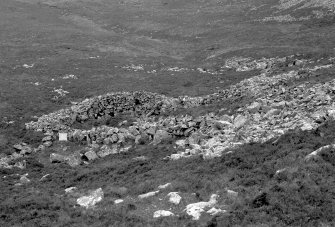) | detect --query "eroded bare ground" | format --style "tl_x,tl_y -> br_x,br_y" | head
1,0 -> 335,226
